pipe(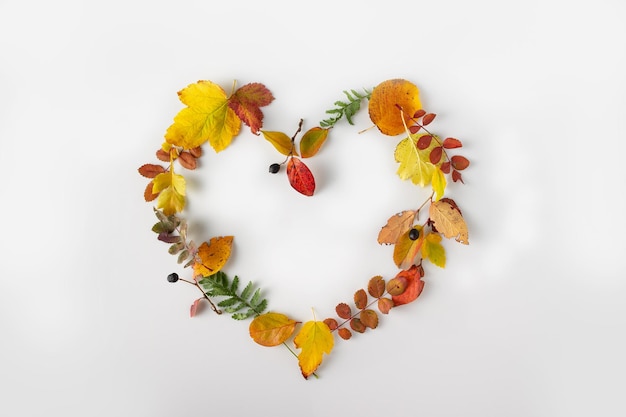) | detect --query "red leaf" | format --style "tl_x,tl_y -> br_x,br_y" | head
422,113 -> 436,125
413,109 -> 426,119
138,164 -> 166,178
228,83 -> 274,134
451,155 -> 470,170
440,161 -> 451,174
287,157 -> 315,196
391,265 -> 424,306
452,170 -> 464,183
430,146 -> 443,164
442,137 -> 462,149
416,135 -> 432,150
335,303 -> 352,320
409,125 -> 421,134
